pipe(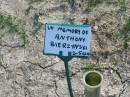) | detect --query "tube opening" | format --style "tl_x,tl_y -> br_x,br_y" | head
85,72 -> 102,86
